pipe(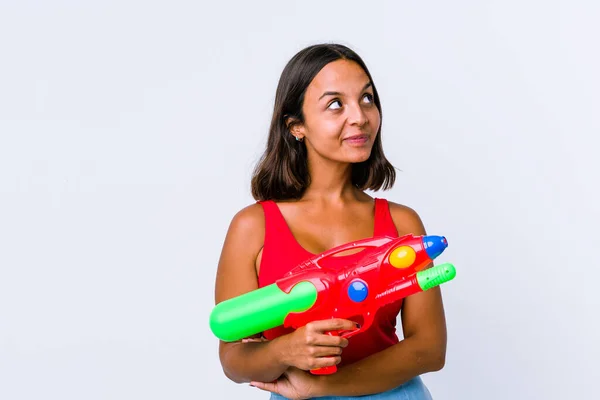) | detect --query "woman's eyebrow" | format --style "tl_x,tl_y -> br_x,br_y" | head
318,82 -> 373,100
